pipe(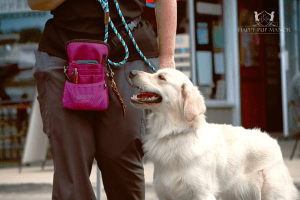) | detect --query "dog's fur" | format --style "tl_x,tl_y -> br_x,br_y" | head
130,68 -> 299,200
